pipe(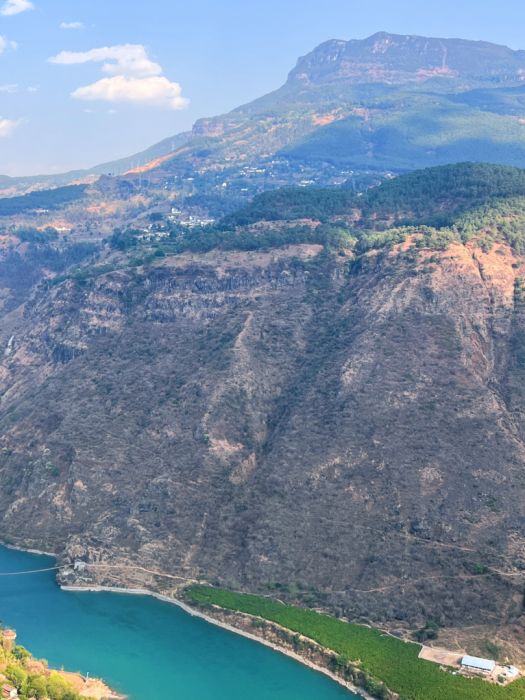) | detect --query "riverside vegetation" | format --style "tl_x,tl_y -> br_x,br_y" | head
0,627 -> 86,700
186,587 -> 525,700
